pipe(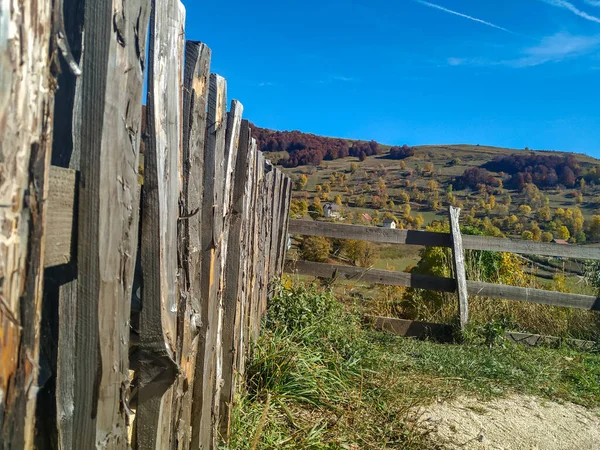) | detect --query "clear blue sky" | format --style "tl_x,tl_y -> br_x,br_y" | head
182,0 -> 600,157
